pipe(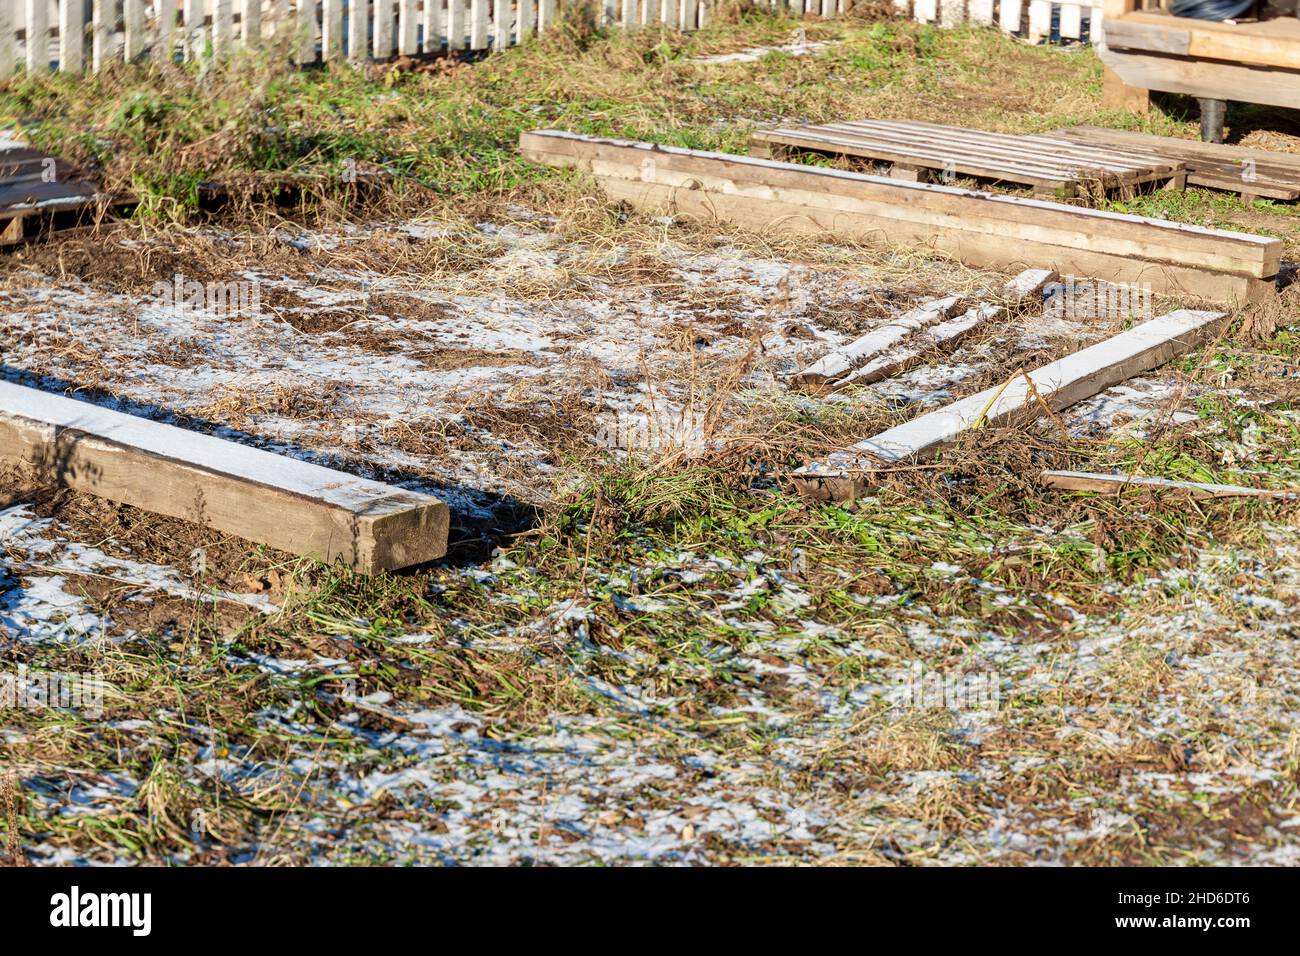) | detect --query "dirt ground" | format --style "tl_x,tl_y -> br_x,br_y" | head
3,15 -> 1300,865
